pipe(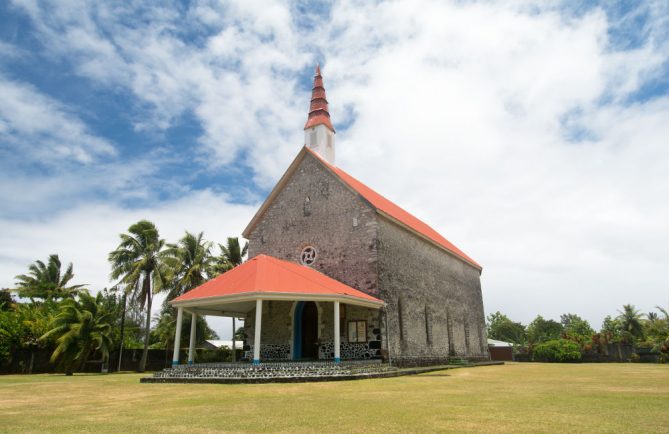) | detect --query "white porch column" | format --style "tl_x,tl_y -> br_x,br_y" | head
253,299 -> 263,365
231,317 -> 236,362
188,312 -> 197,365
334,301 -> 341,363
172,306 -> 184,366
